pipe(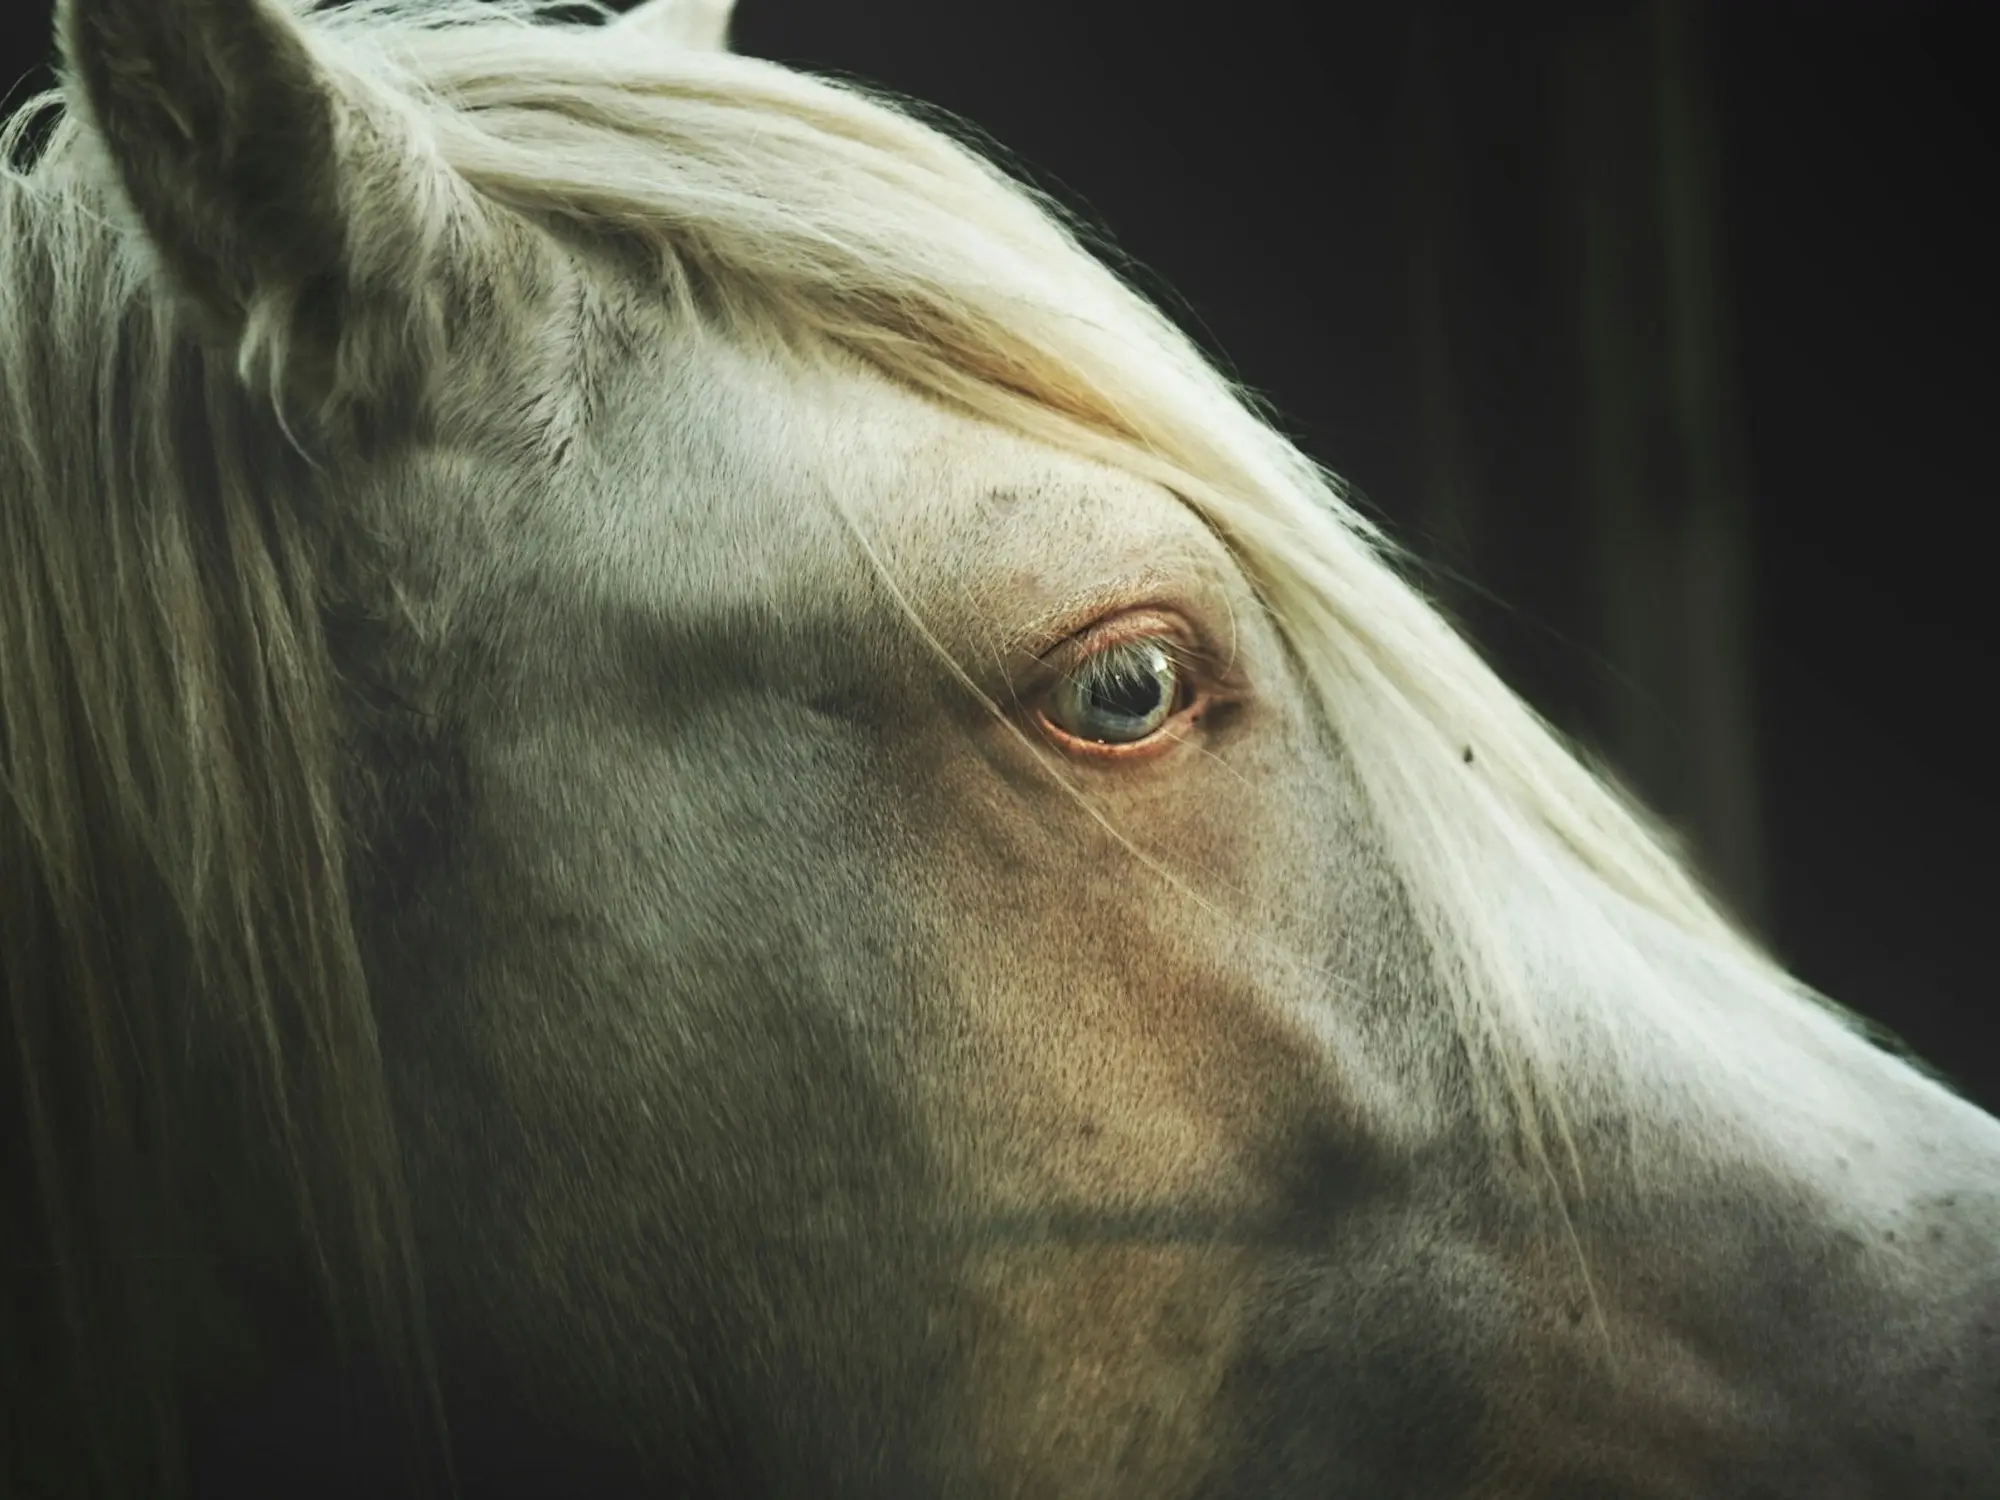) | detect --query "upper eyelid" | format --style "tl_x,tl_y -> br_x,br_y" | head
1063,609 -> 1226,669
1003,572 -> 1181,660
989,580 -> 1251,699
1036,612 -> 1201,679
1059,631 -> 1199,681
